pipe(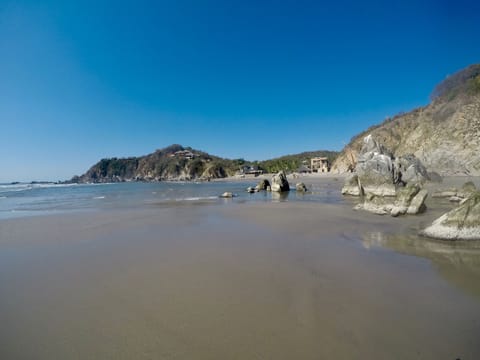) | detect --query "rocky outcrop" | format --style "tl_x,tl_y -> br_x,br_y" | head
271,171 -> 290,192
342,135 -> 429,197
354,183 -> 428,217
355,135 -> 397,196
421,192 -> 480,240
333,64 -> 480,176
